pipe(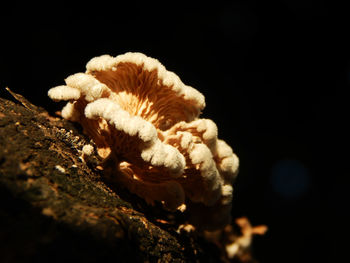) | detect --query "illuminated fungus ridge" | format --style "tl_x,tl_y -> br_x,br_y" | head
48,52 -> 239,230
